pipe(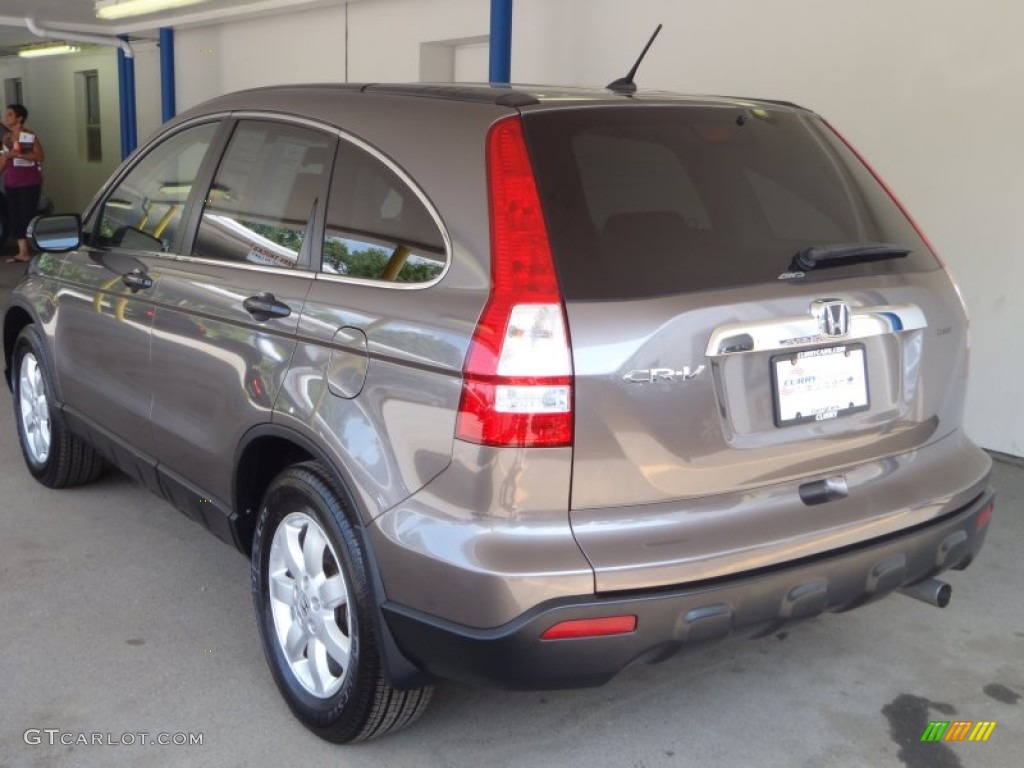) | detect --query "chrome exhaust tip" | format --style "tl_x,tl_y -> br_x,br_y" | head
898,578 -> 952,608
